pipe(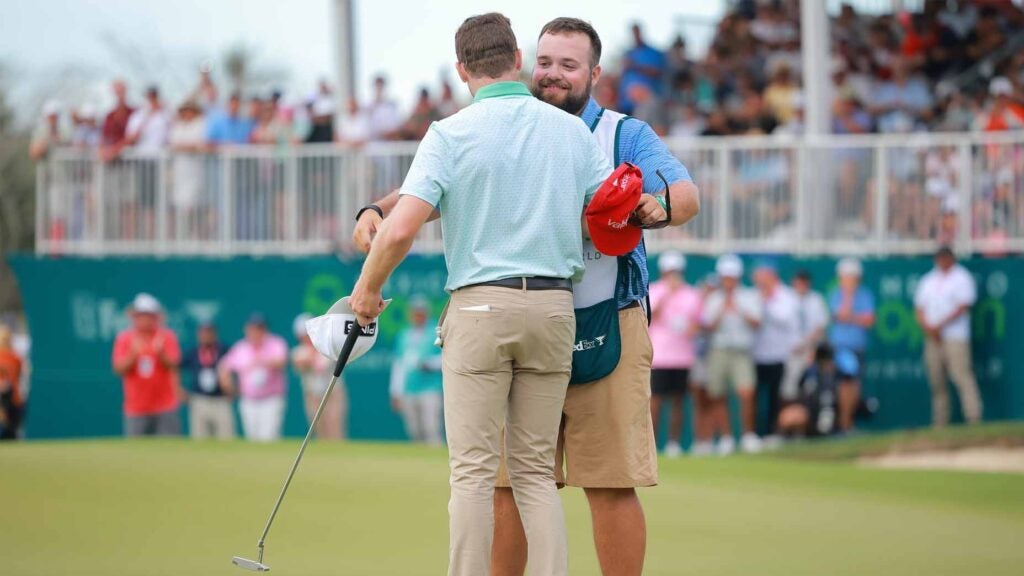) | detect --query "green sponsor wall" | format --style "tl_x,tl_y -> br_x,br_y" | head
8,254 -> 1023,439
